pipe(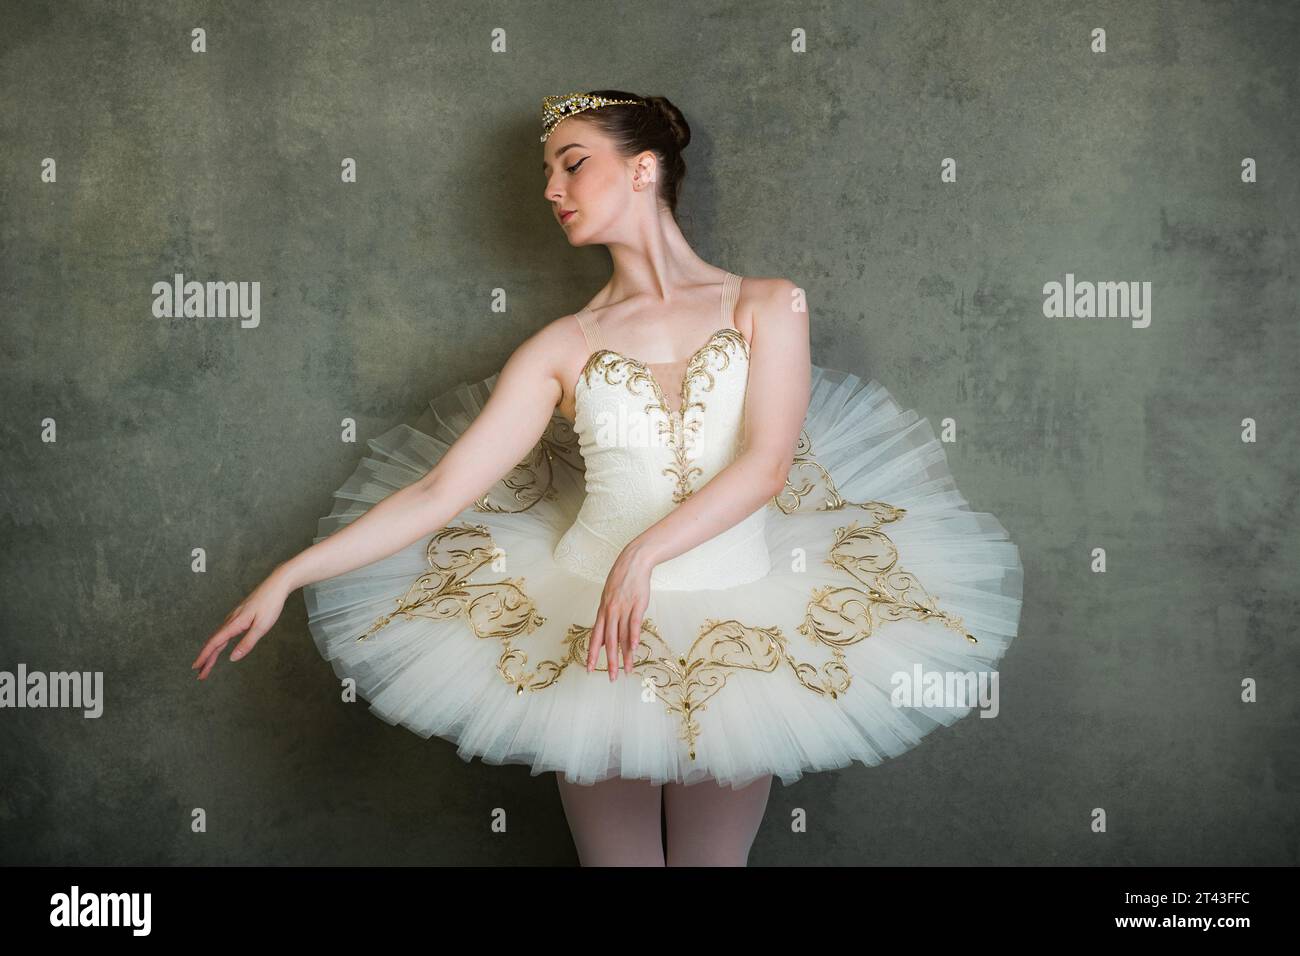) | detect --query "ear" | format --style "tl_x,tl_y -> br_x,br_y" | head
632,150 -> 658,189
